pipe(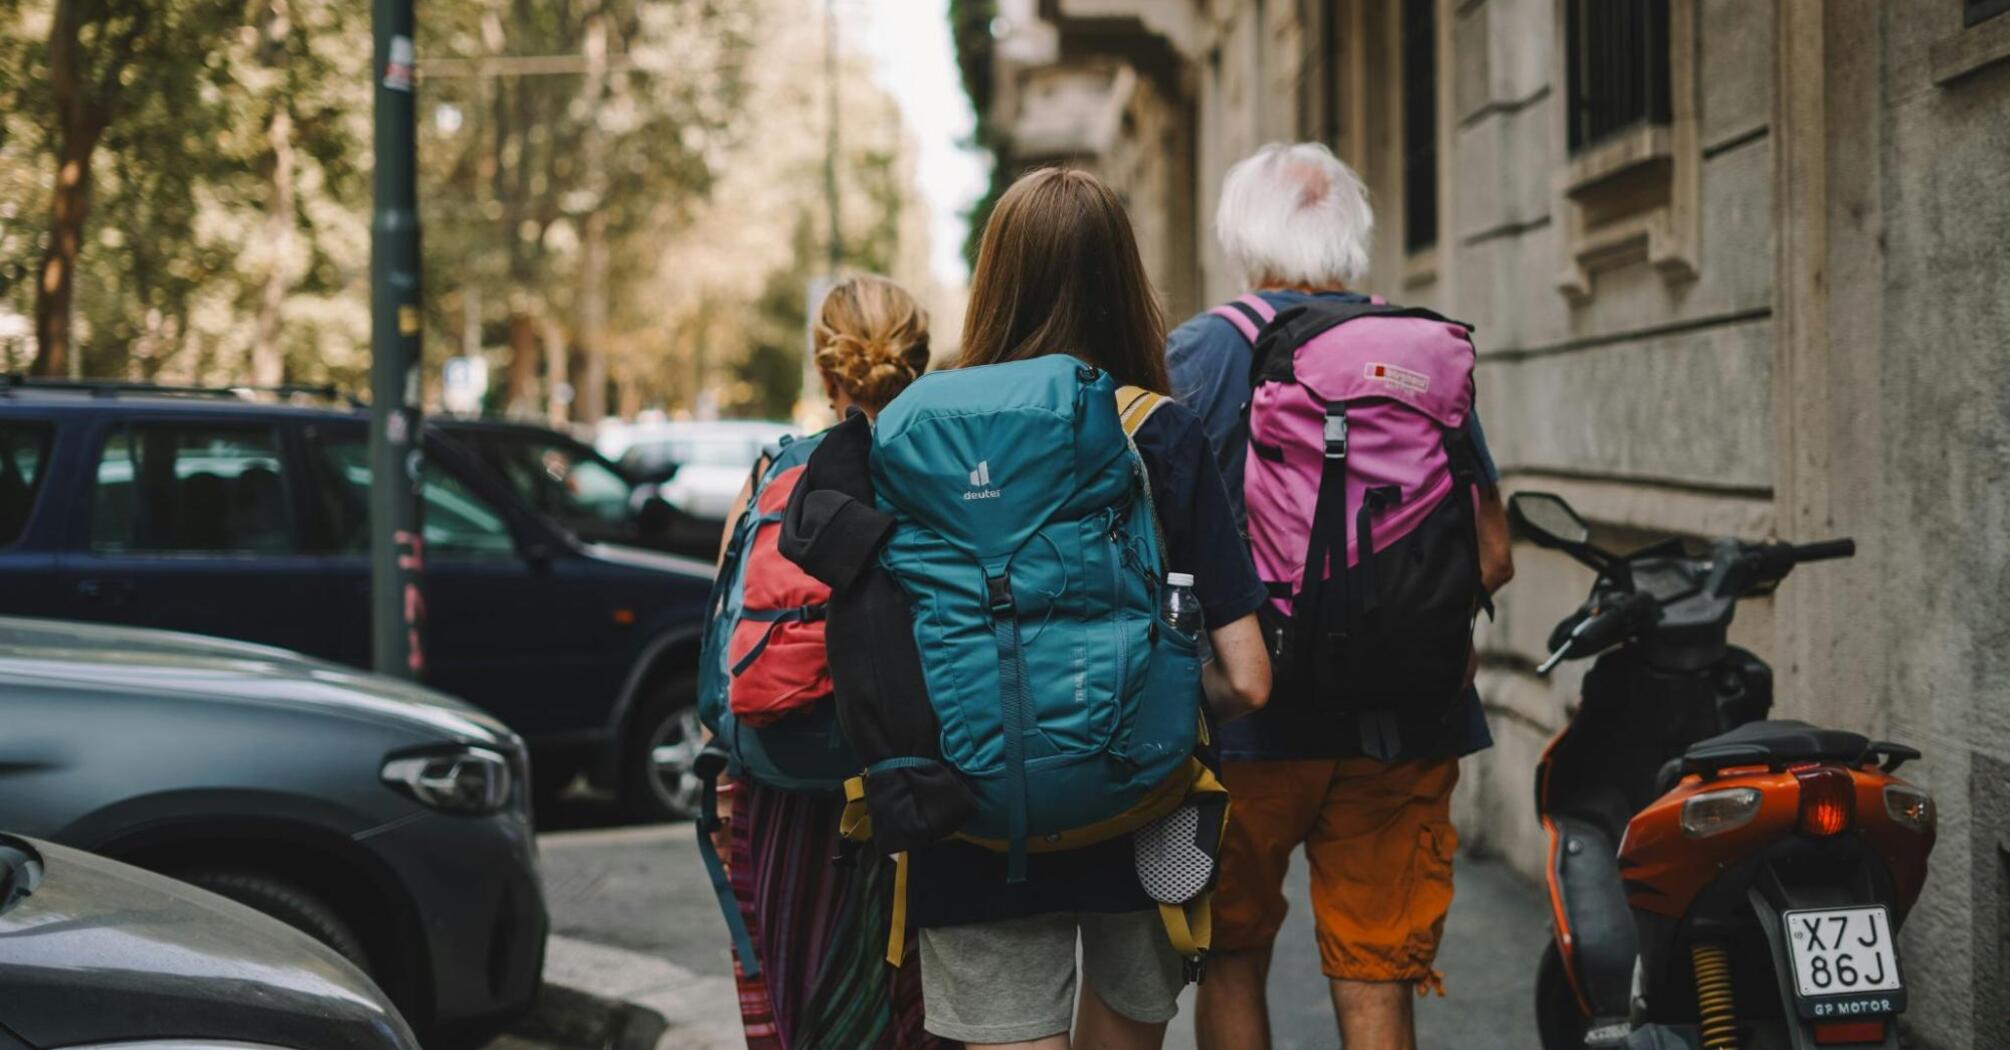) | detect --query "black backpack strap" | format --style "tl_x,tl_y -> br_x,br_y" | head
1291,402 -> 1352,693
1443,422 -> 1495,621
692,744 -> 762,977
